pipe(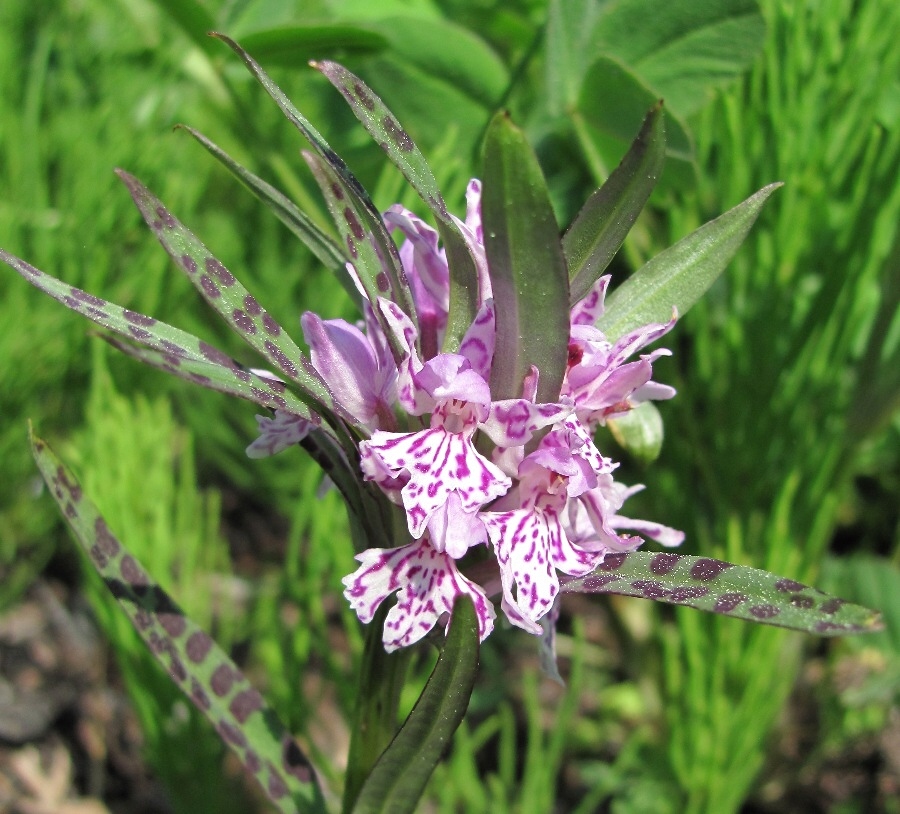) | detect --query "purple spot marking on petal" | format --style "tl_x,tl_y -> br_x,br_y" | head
210,663 -> 236,697
382,115 -> 414,152
181,254 -> 198,274
264,341 -> 297,378
691,558 -> 733,582
819,598 -> 846,615
650,552 -> 679,575
670,586 -> 710,602
261,314 -> 281,336
206,257 -> 235,286
749,604 -> 780,619
790,595 -> 815,609
230,689 -> 264,724
199,275 -> 221,299
158,612 -> 186,638
597,553 -> 628,572
186,631 -> 213,663
243,295 -> 262,316
123,309 -> 157,327
232,309 -> 256,334
713,592 -> 747,613
775,578 -> 807,593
